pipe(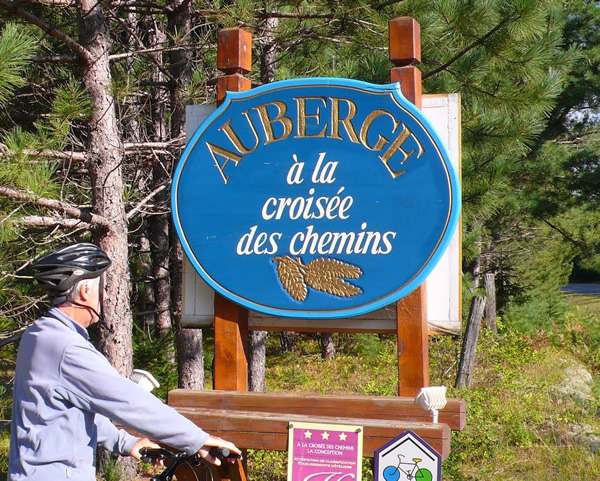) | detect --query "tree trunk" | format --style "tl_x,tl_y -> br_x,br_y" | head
483,273 -> 497,333
168,0 -> 204,387
148,19 -> 174,349
280,331 -> 297,353
248,330 -> 267,391
76,0 -> 135,477
77,0 -> 133,380
455,295 -> 486,389
177,321 -> 204,389
320,332 -> 335,360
